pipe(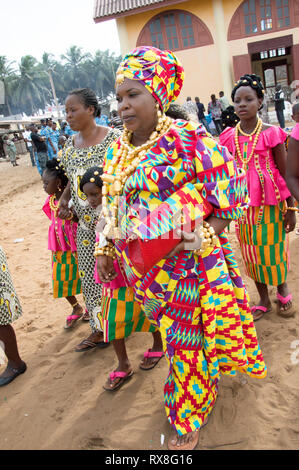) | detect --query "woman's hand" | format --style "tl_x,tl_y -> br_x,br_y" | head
283,210 -> 296,233
58,197 -> 72,220
165,230 -> 202,258
97,255 -> 118,283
